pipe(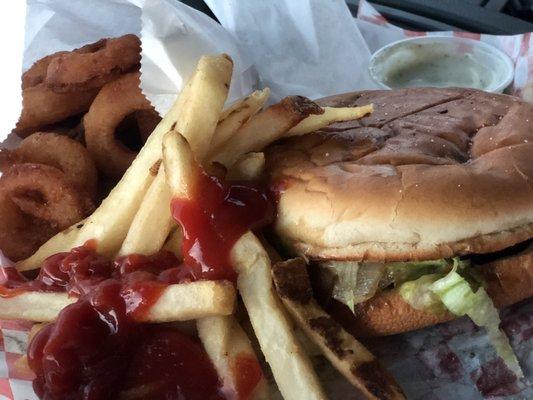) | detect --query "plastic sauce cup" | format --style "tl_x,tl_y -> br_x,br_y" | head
369,36 -> 514,93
